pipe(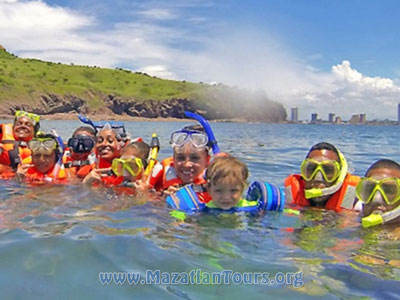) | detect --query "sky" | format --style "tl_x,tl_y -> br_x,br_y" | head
1,0 -> 400,120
